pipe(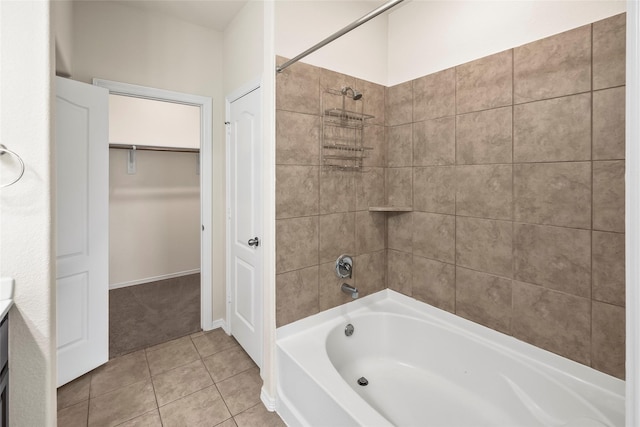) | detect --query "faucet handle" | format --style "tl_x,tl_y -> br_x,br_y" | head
336,255 -> 353,279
